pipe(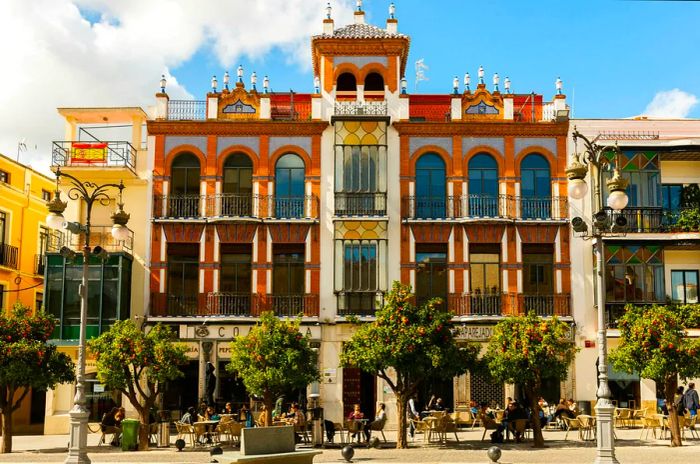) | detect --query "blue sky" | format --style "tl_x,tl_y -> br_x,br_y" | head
1,0 -> 699,169
172,0 -> 700,119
